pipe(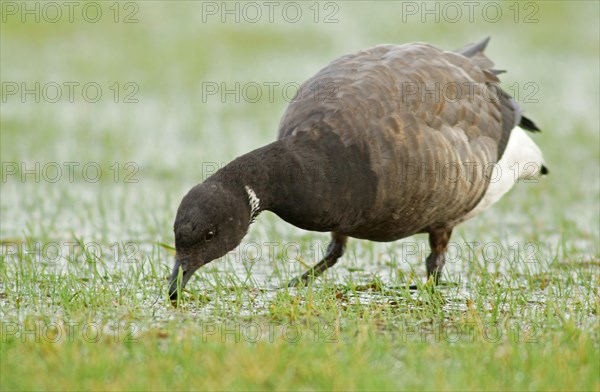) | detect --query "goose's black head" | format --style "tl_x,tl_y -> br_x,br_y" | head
168,181 -> 252,301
